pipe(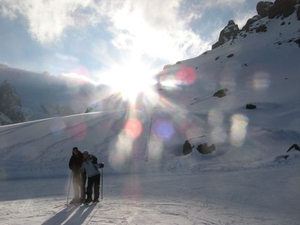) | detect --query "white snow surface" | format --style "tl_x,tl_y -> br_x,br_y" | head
1,11 -> 300,225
